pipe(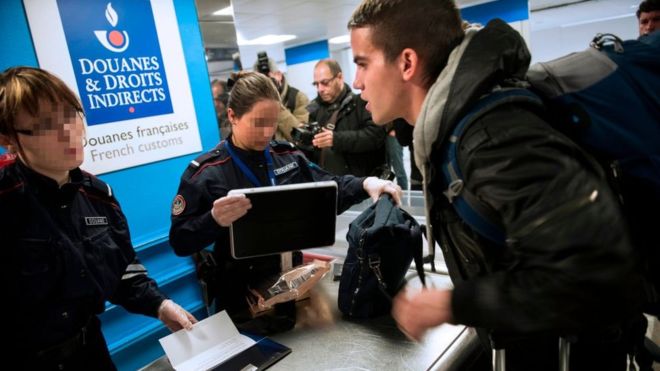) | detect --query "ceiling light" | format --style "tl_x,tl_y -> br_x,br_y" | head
213,5 -> 233,16
329,35 -> 350,44
237,34 -> 297,46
